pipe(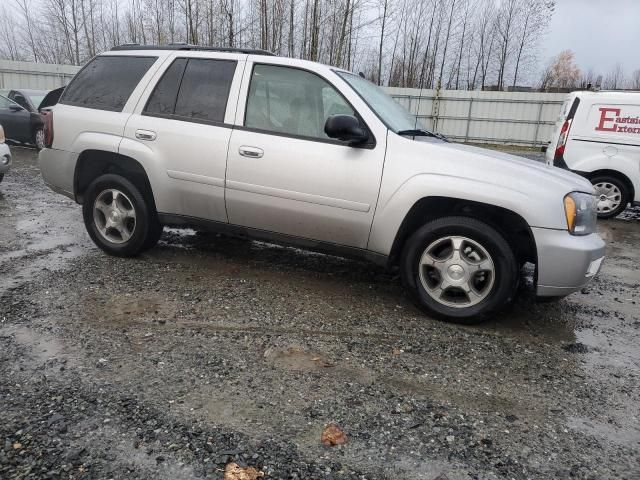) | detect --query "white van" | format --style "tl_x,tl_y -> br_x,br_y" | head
546,91 -> 640,218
